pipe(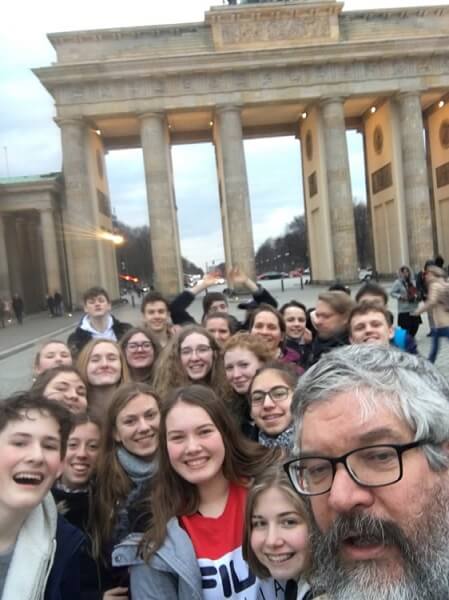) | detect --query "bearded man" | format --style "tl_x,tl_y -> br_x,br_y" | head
285,344 -> 449,600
